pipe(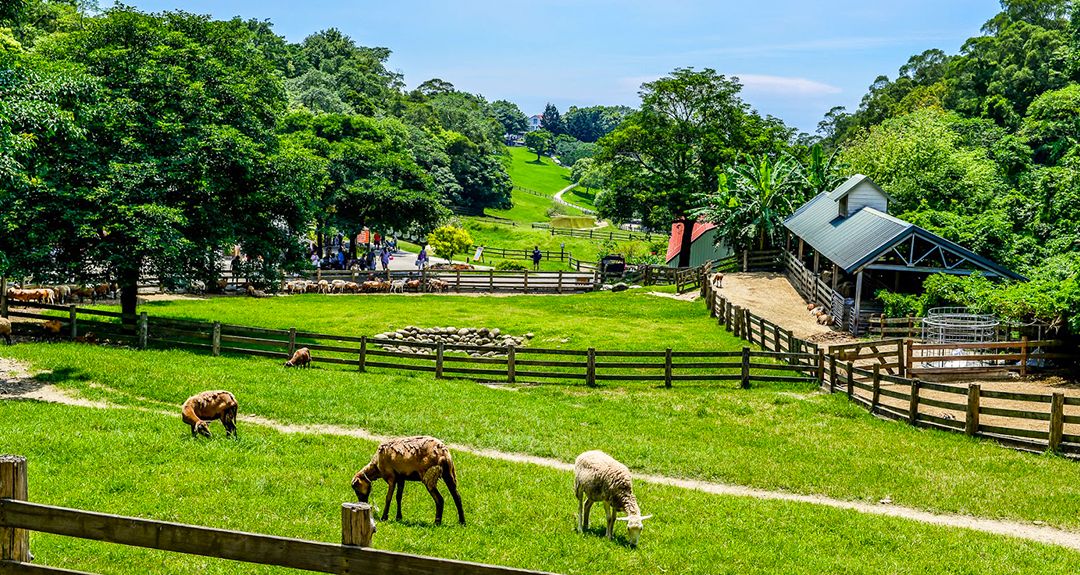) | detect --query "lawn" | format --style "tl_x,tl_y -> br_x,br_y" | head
503,146 -> 572,196
461,221 -> 655,268
3,399 -> 1079,574
486,187 -> 583,225
5,336 -> 1080,532
565,187 -> 598,211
